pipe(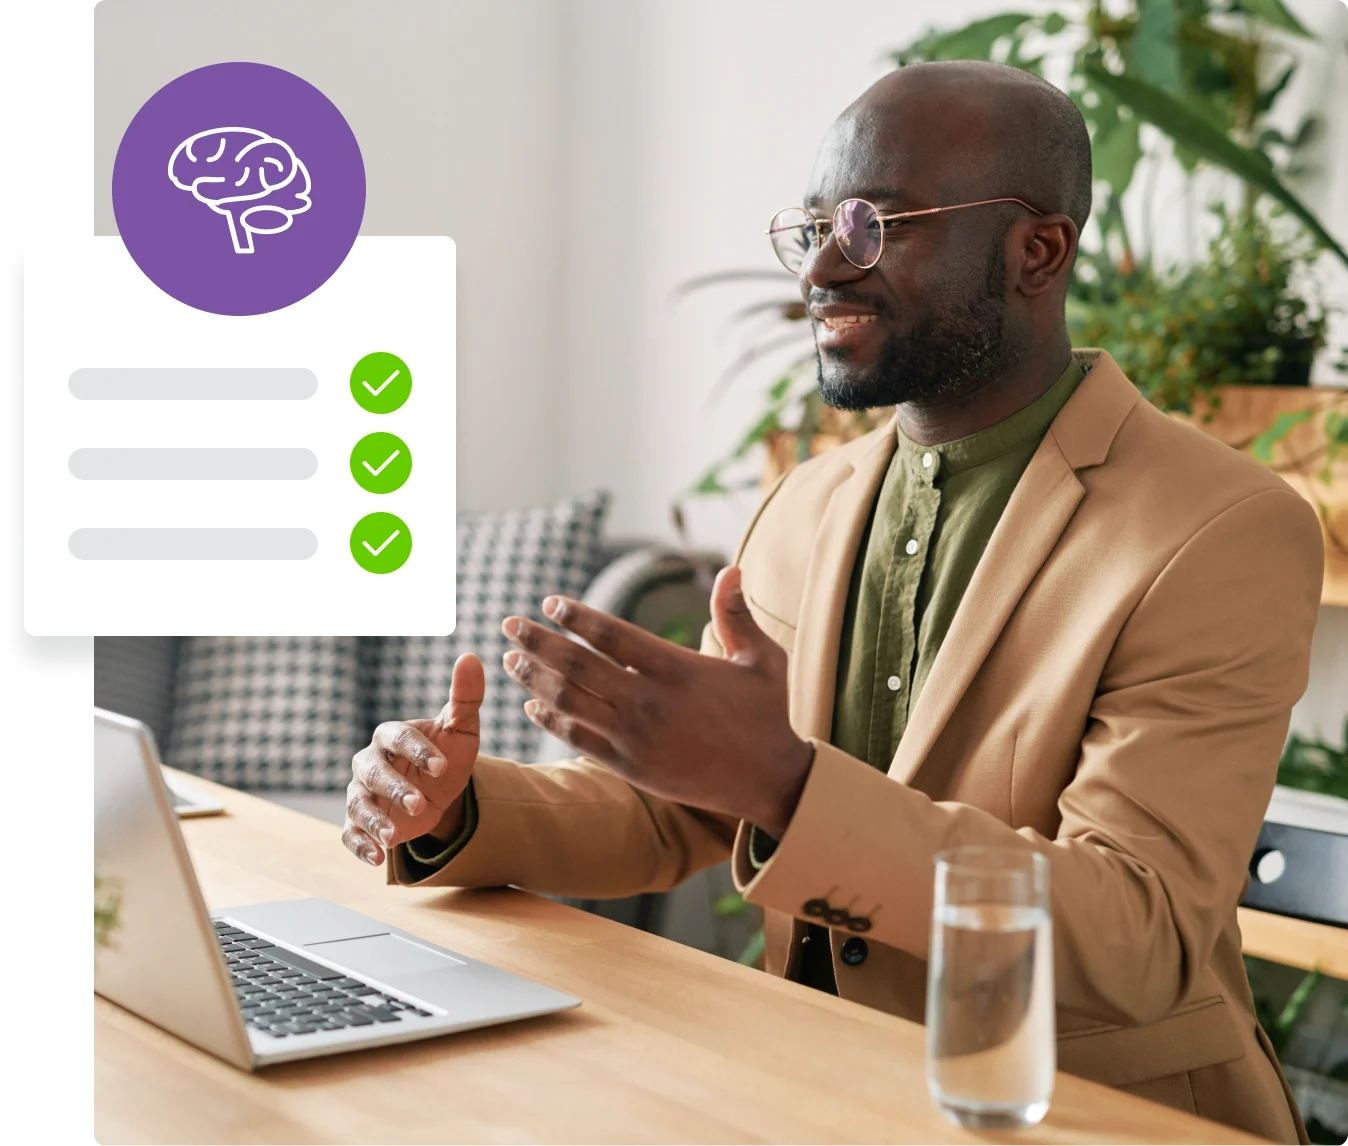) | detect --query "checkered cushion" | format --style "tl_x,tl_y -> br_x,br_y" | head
164,636 -> 364,790
163,491 -> 610,789
367,489 -> 610,764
